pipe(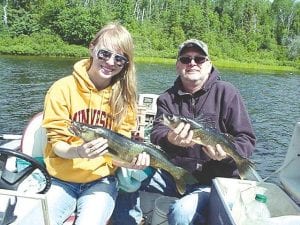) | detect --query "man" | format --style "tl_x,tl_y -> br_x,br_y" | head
150,39 -> 256,224
113,39 -> 256,225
